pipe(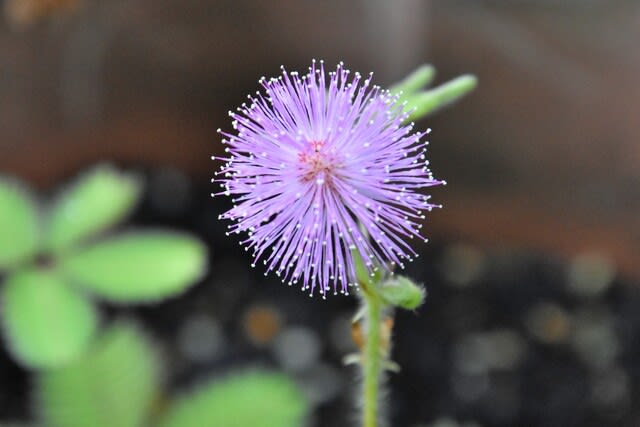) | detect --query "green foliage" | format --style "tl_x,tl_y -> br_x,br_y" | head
352,250 -> 424,310
0,164 -> 207,370
404,75 -> 477,122
36,322 -> 160,427
59,232 -> 207,303
389,64 -> 477,122
159,370 -> 308,427
0,180 -> 39,270
34,327 -> 306,427
1,269 -> 98,369
45,165 -> 141,253
378,276 -> 426,310
388,64 -> 435,100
